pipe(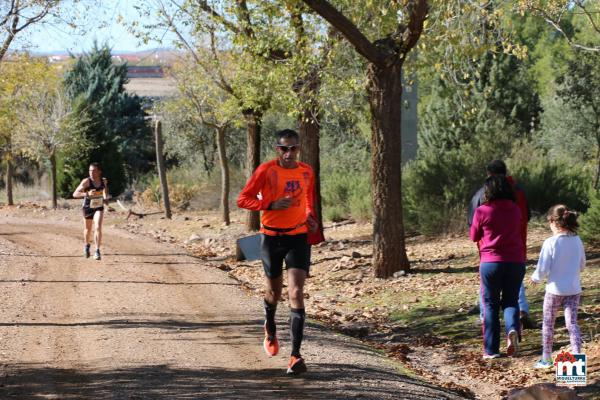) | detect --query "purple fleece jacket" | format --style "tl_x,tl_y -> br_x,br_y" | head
469,199 -> 525,263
